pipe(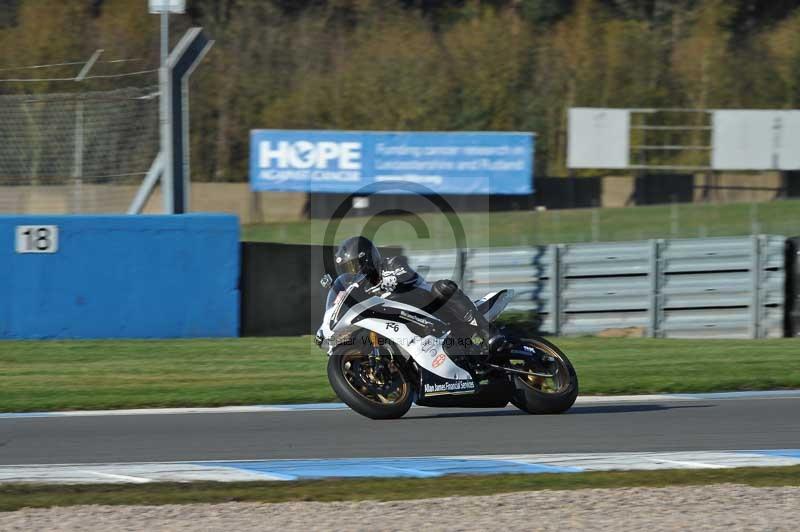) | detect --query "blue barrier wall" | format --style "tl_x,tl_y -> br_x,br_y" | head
0,214 -> 239,339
